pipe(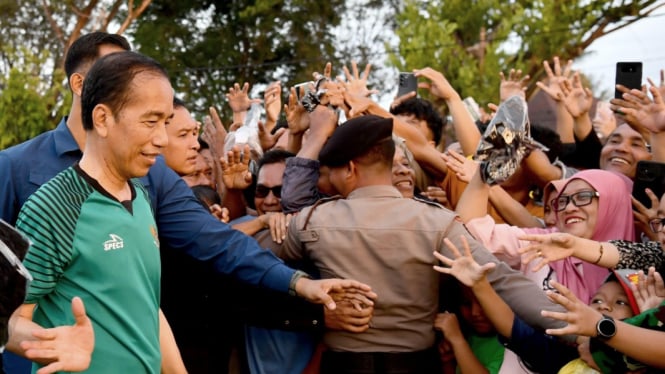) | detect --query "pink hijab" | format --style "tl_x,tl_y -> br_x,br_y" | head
549,169 -> 635,303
